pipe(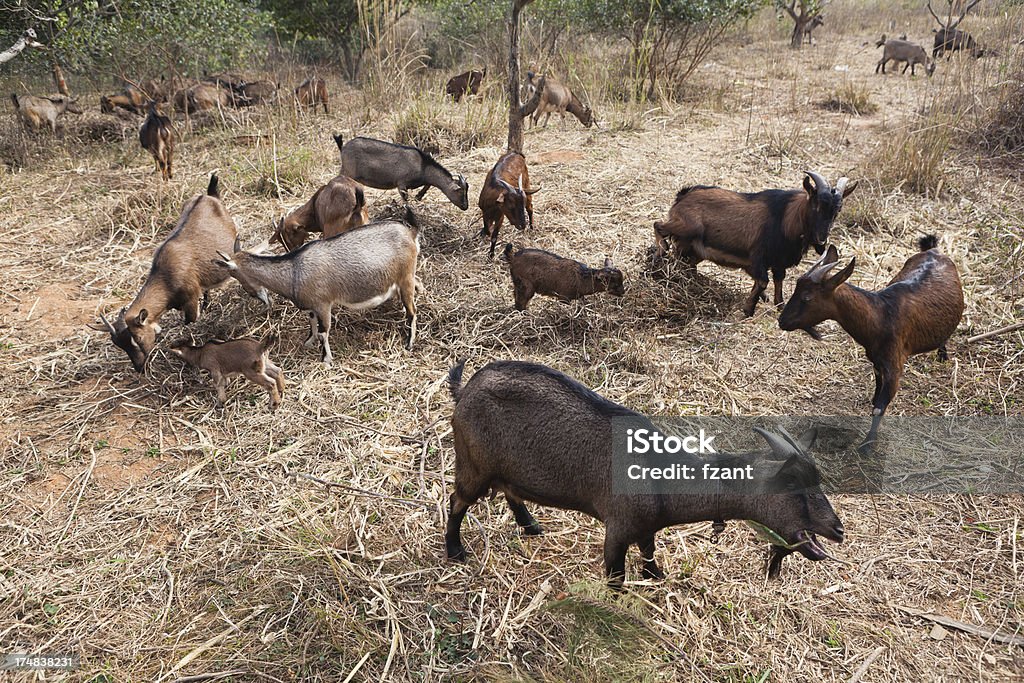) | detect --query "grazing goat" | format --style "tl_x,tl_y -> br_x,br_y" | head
171,336 -> 285,410
92,175 -> 238,371
653,171 -> 857,317
174,83 -> 228,113
335,134 -> 469,210
778,235 -> 964,450
446,360 -> 845,588
801,15 -> 824,45
523,72 -> 594,128
294,76 -> 329,113
933,27 -> 982,58
214,214 -> 420,365
139,104 -> 174,181
504,245 -> 624,311
478,151 -> 538,258
270,174 -> 369,251
234,80 -> 278,106
10,94 -> 82,132
446,69 -> 485,102
100,89 -> 147,115
875,36 -> 935,76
